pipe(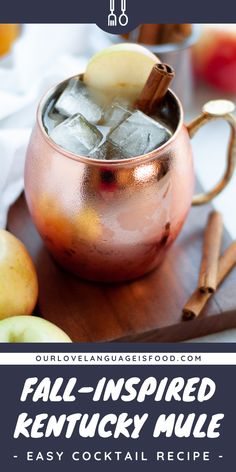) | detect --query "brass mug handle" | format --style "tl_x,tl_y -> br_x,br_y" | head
186,99 -> 236,206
